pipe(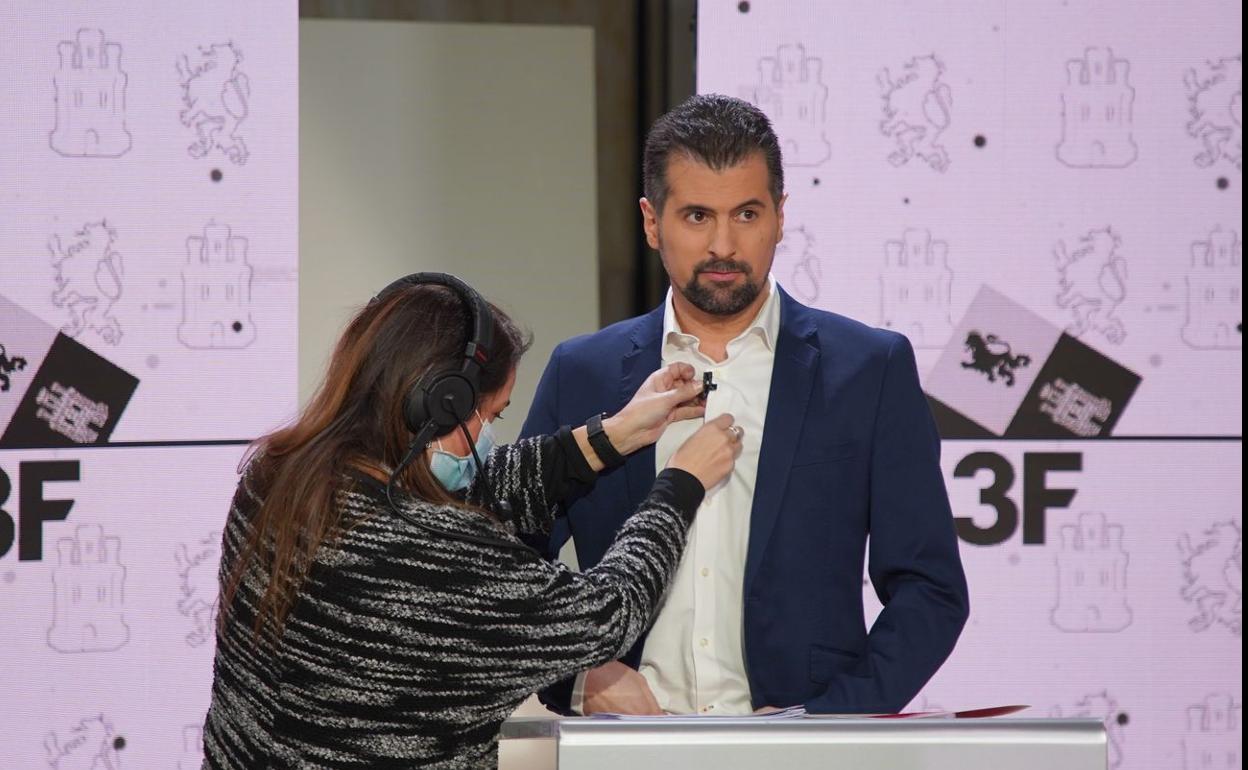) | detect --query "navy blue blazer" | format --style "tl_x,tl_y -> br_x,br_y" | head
520,288 -> 969,714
